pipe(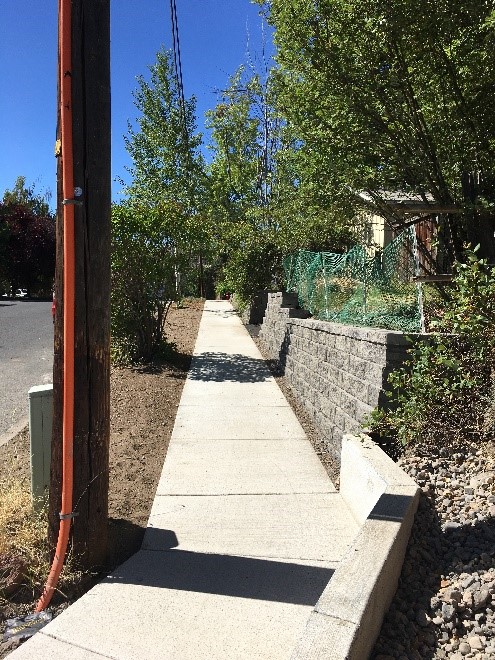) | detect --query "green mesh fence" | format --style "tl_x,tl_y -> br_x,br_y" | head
284,228 -> 421,332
